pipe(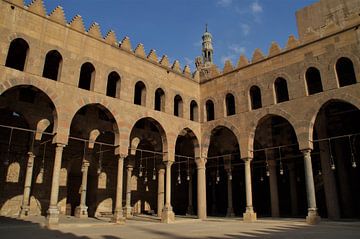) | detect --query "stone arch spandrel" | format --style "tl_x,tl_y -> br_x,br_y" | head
245,108 -> 300,158
201,120 -> 242,159
301,93 -> 360,149
0,78 -> 65,143
65,95 -> 121,151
